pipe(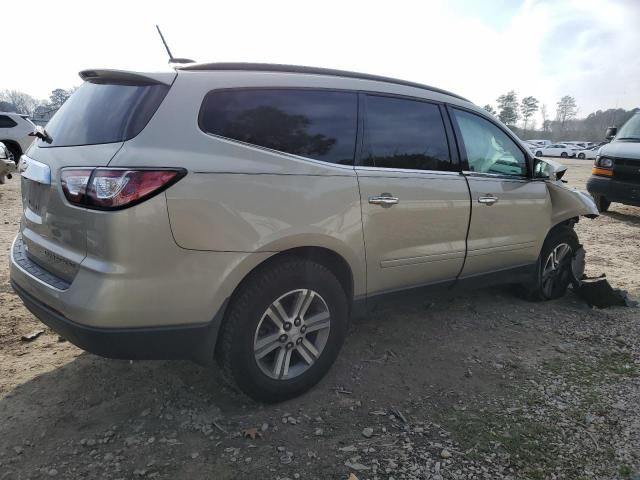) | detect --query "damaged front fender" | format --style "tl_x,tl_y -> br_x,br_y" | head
546,181 -> 599,225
